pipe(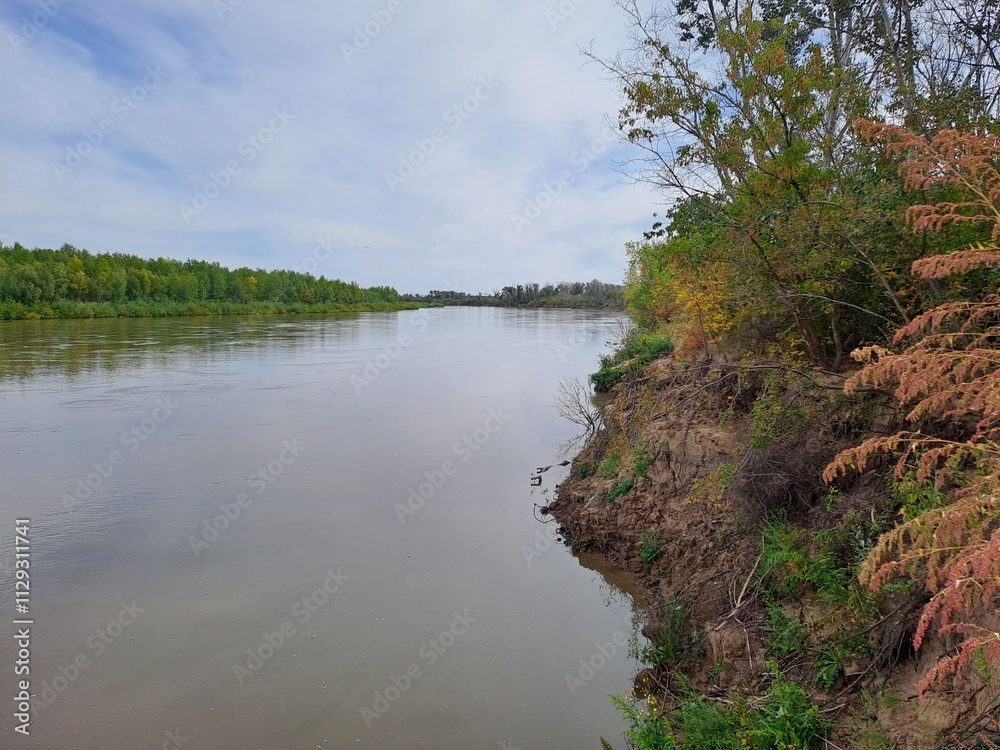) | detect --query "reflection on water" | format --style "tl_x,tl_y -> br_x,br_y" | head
0,308 -> 646,750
